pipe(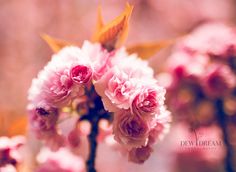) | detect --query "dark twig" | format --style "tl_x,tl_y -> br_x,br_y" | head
79,89 -> 111,172
215,99 -> 235,172
86,111 -> 99,172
